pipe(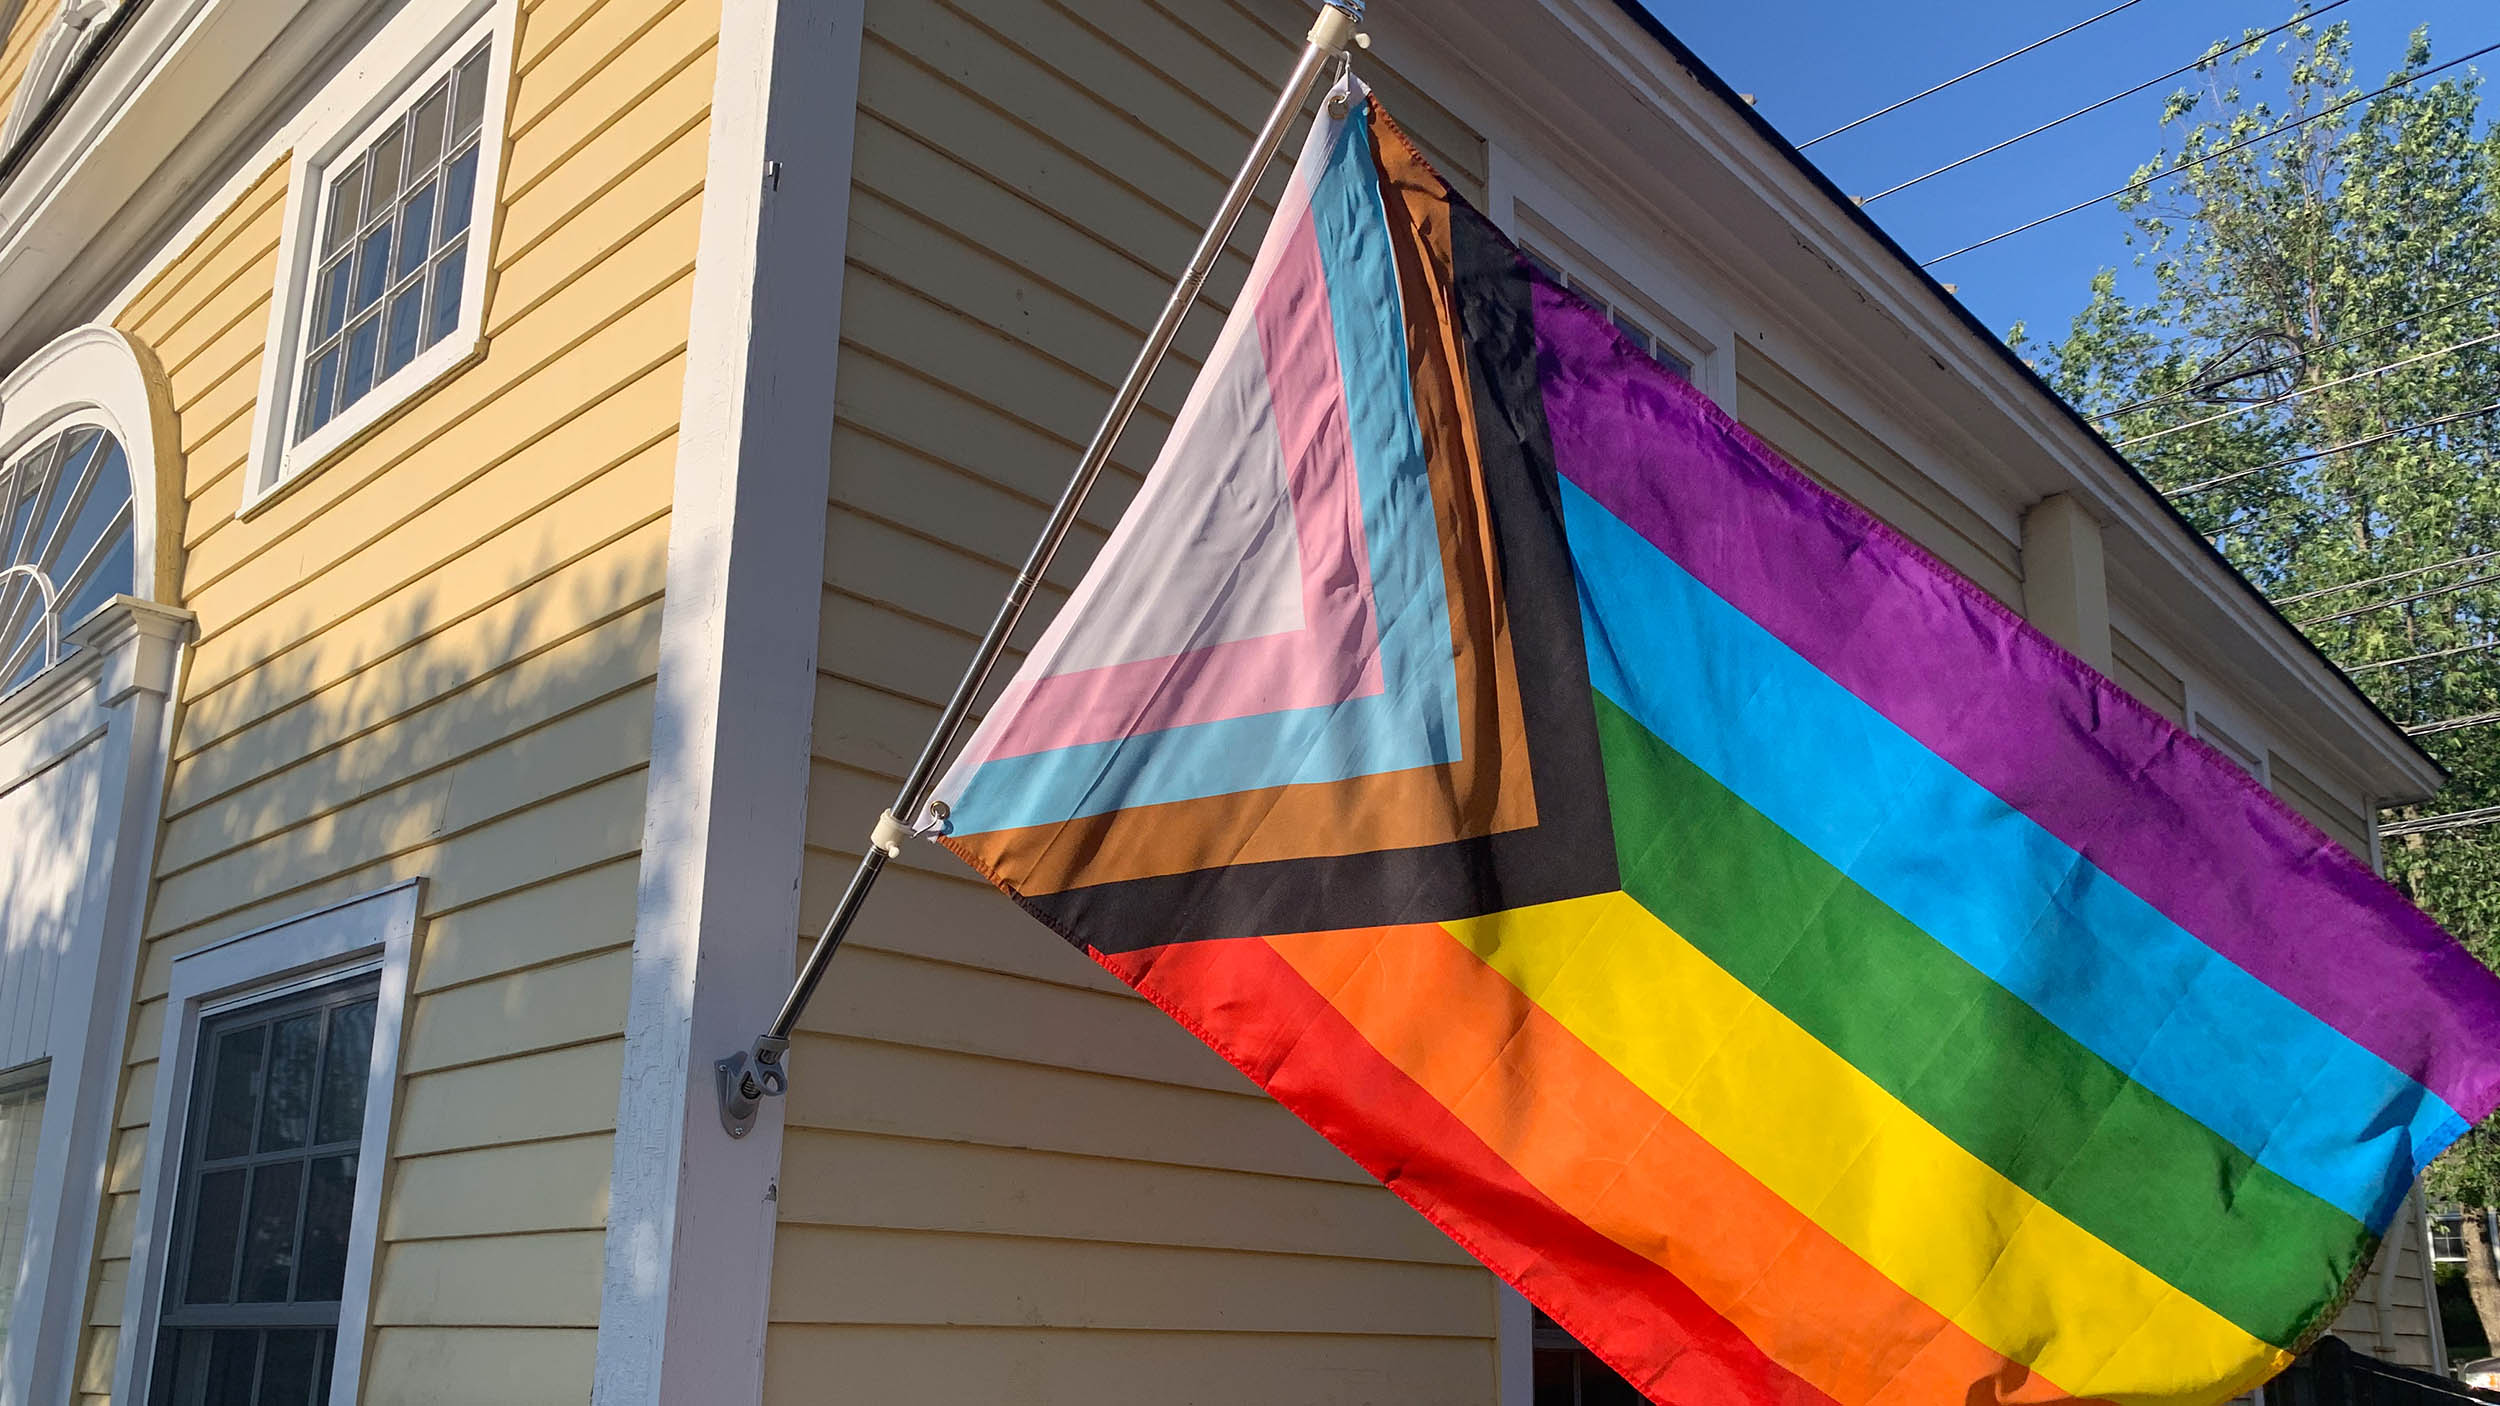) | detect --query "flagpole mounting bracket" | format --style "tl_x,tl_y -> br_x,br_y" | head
717,1034 -> 790,1139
